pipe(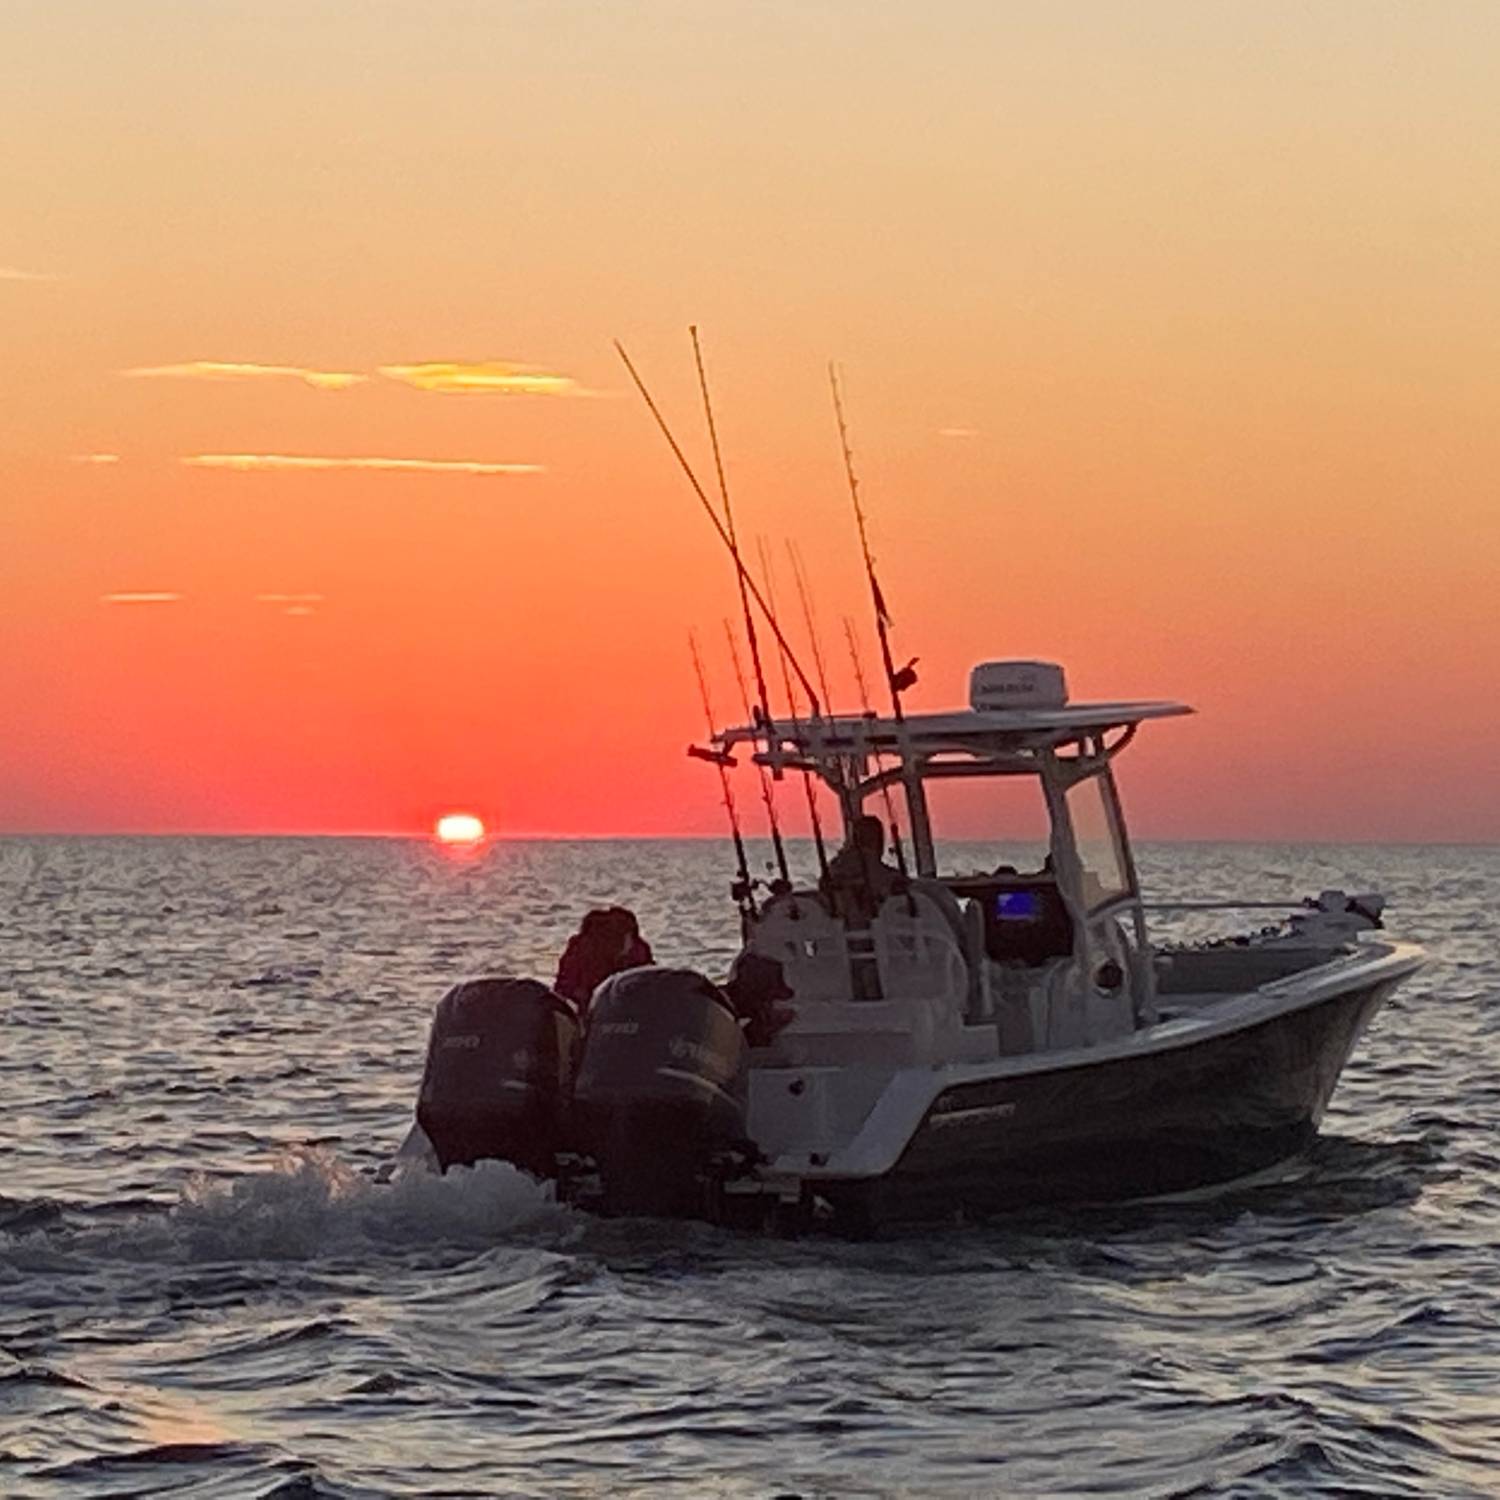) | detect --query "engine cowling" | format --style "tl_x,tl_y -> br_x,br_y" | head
415,977 -> 579,1176
573,967 -> 748,1214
